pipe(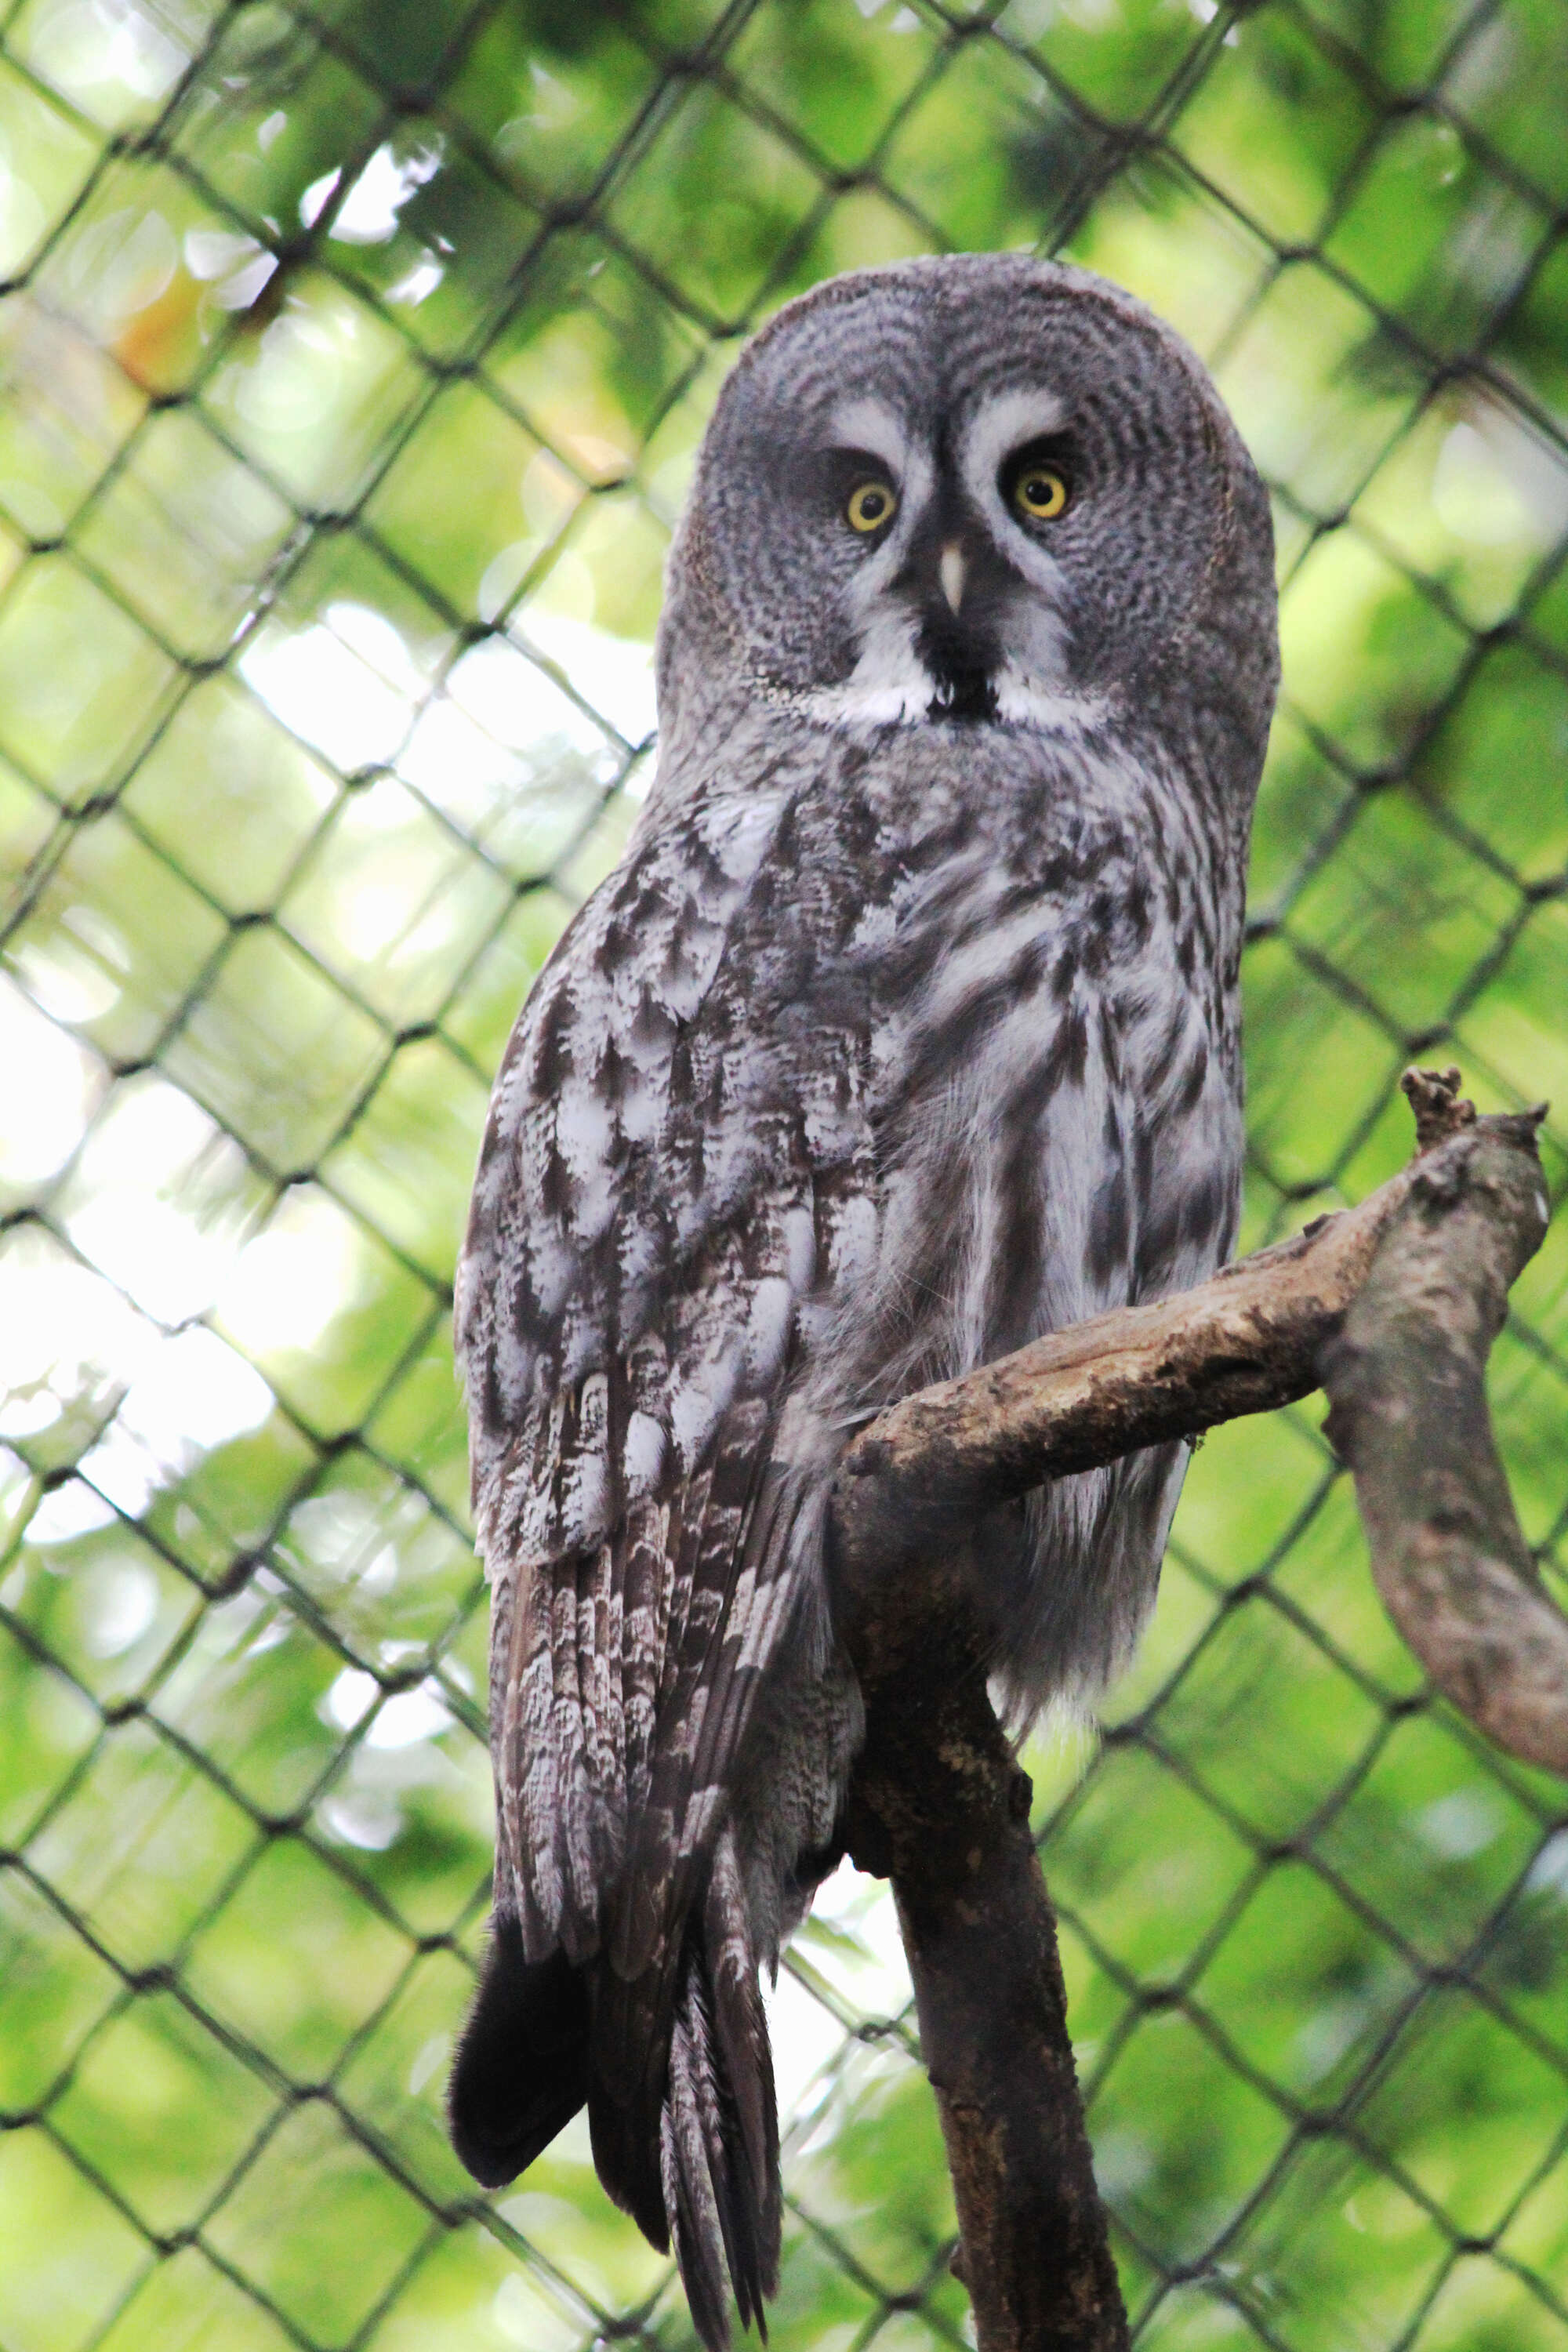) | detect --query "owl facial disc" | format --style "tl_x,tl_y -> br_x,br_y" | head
658,252 -> 1270,761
